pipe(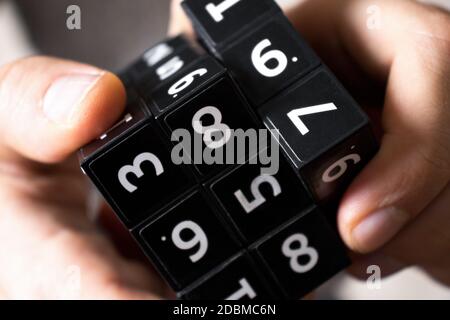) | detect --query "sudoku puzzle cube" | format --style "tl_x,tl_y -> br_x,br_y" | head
79,0 -> 378,300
